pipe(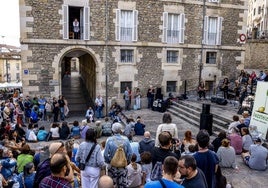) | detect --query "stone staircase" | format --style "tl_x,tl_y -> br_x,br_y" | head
166,99 -> 236,136
62,72 -> 89,116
